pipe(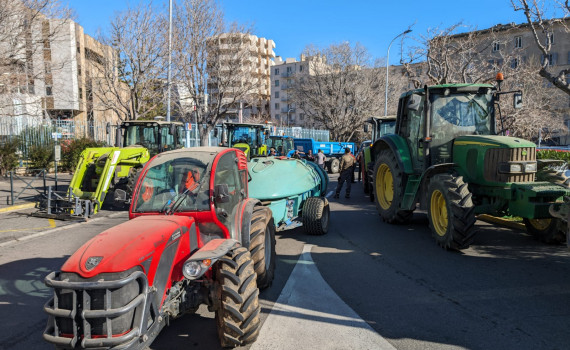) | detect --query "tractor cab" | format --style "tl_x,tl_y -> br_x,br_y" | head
121,120 -> 186,156
267,135 -> 294,156
364,115 -> 396,142
130,147 -> 250,240
223,122 -> 270,158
